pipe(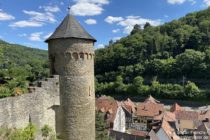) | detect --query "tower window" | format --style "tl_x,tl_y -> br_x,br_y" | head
66,52 -> 72,60
89,54 -> 92,59
73,52 -> 79,60
85,53 -> 89,59
79,52 -> 84,60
